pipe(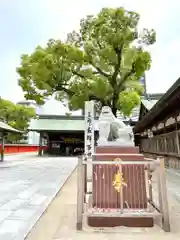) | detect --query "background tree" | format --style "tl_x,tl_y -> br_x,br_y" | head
0,98 -> 35,142
17,7 -> 155,116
